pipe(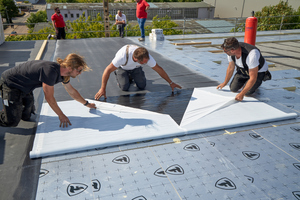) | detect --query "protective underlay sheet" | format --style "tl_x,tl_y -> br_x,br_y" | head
30,86 -> 298,158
